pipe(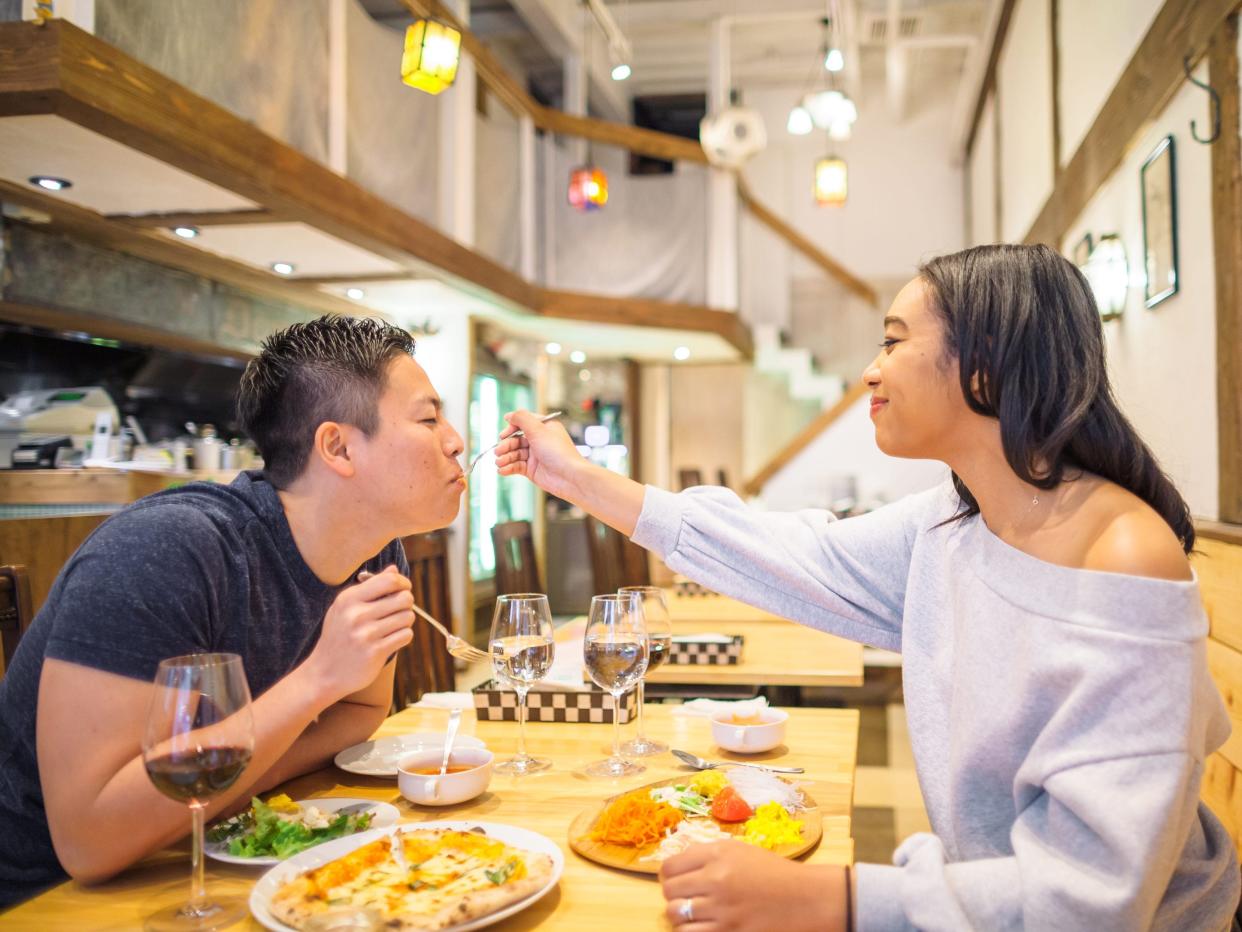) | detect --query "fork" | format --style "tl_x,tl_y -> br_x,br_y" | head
357,571 -> 490,663
466,411 -> 563,474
